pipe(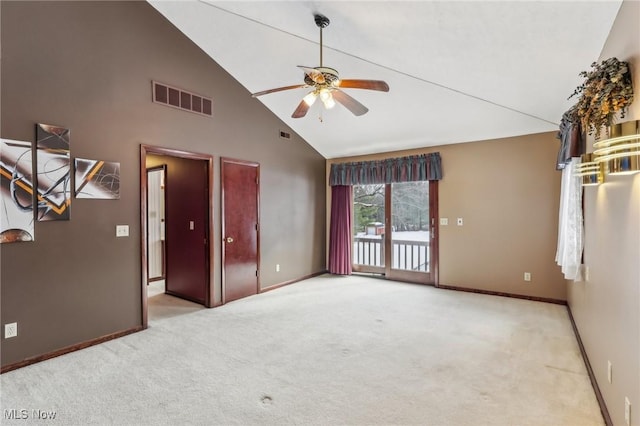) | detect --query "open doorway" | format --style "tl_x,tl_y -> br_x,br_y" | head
140,145 -> 214,328
147,165 -> 166,284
